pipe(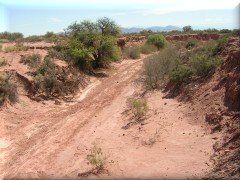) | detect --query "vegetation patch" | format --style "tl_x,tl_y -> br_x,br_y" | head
20,54 -> 41,68
127,97 -> 148,122
32,57 -> 81,98
185,41 -> 196,49
141,43 -> 158,54
0,58 -> 7,67
212,36 -> 228,56
0,72 -> 18,105
144,47 -> 179,89
147,34 -> 166,49
0,32 -> 23,41
59,17 -> 121,72
170,65 -> 193,85
4,43 -> 29,53
191,55 -> 221,77
86,144 -> 105,173
123,46 -> 141,59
